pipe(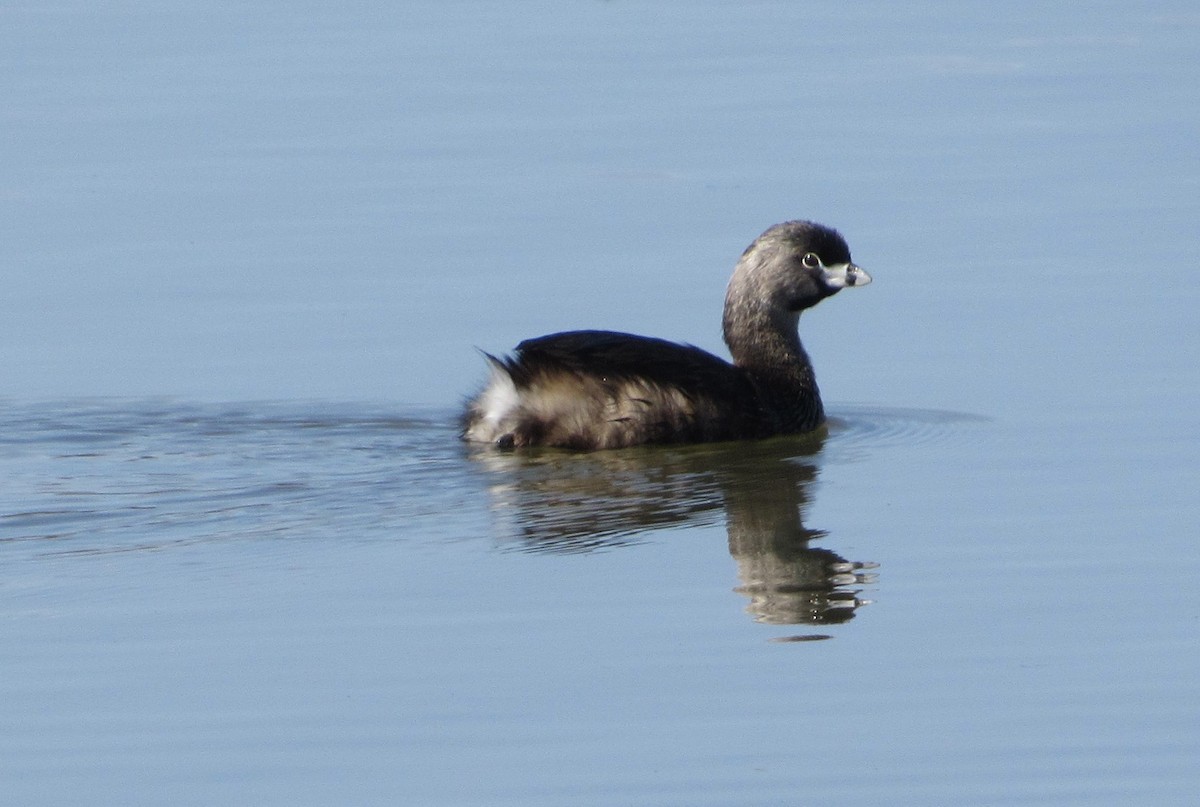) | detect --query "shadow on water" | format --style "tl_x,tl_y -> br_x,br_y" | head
464,430 -> 879,632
